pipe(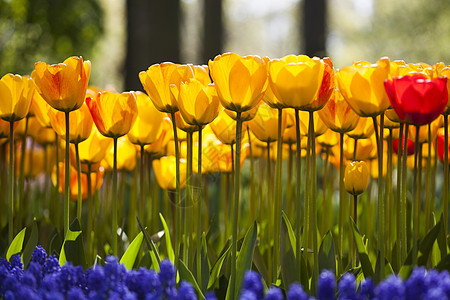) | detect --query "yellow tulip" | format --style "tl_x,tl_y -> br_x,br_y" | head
224,104 -> 260,122
48,102 -> 93,144
0,74 -> 34,122
318,88 -> 360,133
153,156 -> 187,190
209,52 -> 267,113
344,161 -> 370,195
344,135 -> 378,161
210,111 -> 237,145
34,126 -> 57,146
127,91 -> 166,146
317,129 -> 340,148
299,110 -> 328,137
78,127 -> 113,165
30,90 -> 52,128
347,117 -> 375,140
268,55 -> 334,111
139,62 -> 194,113
171,111 -> 198,133
178,80 -> 220,126
408,116 -> 442,144
103,136 -> 136,172
193,65 -> 211,85
248,103 -> 286,143
86,91 -> 138,139
32,56 -> 91,112
337,57 -> 391,117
